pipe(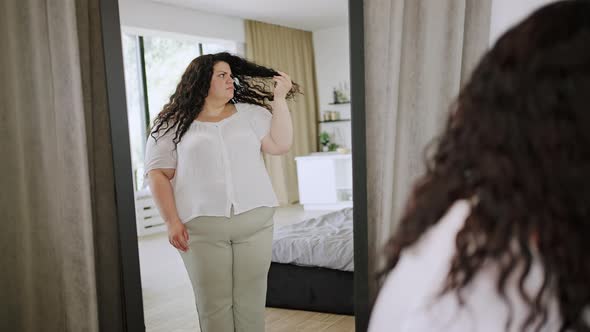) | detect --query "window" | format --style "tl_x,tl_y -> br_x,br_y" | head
202,41 -> 238,55
122,33 -> 147,190
142,36 -> 201,122
121,32 -> 239,190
